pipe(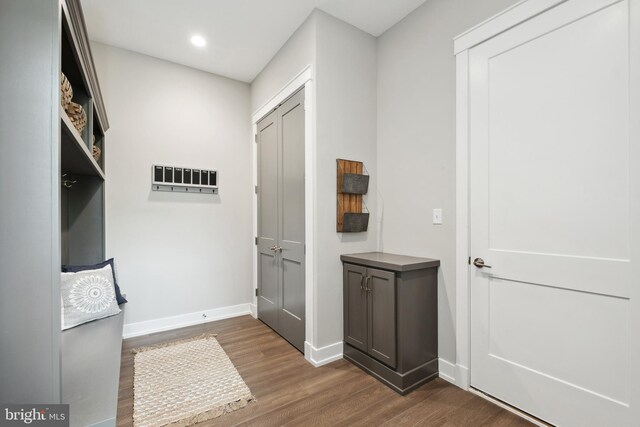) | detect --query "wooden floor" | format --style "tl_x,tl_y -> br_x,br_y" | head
117,315 -> 532,426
